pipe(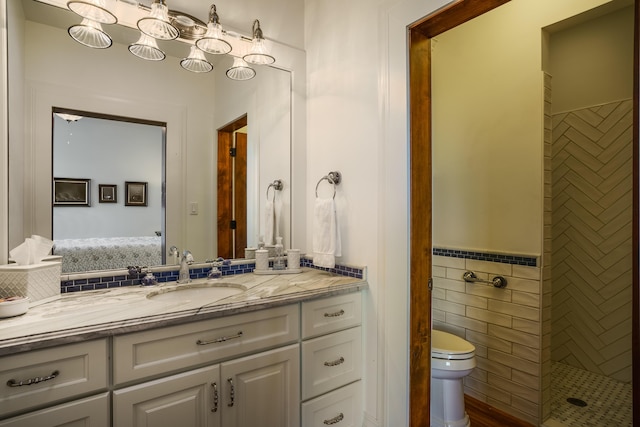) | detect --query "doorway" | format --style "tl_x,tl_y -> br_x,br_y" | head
217,115 -> 248,259
407,1 -> 639,426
